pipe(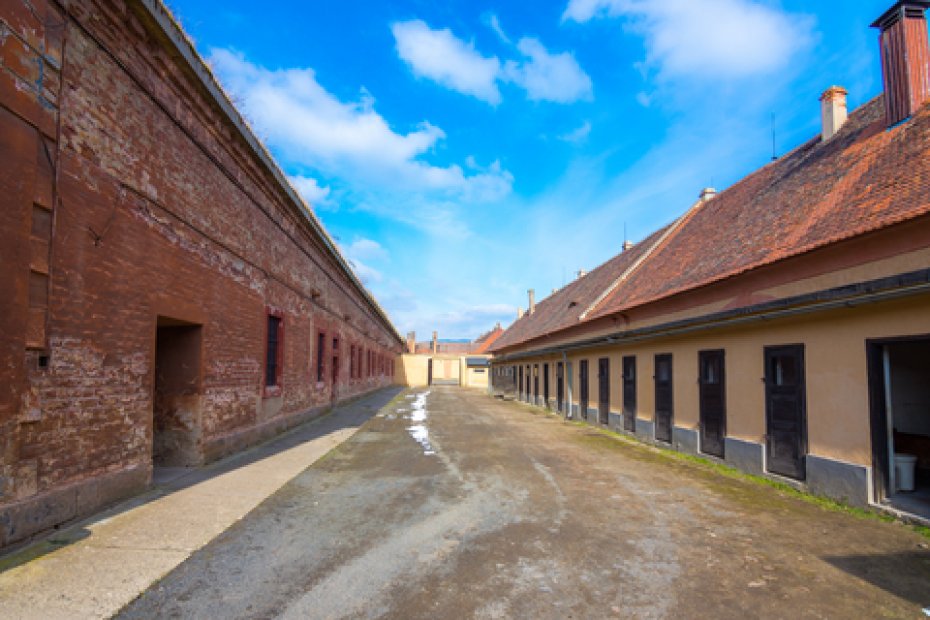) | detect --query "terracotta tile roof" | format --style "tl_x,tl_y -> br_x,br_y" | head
474,327 -> 504,353
591,96 -> 930,318
490,226 -> 671,351
492,96 -> 930,352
